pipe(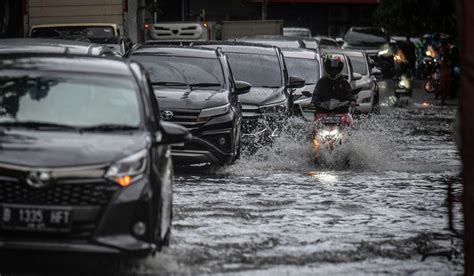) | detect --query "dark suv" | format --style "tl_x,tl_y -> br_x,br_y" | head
194,42 -> 304,143
0,54 -> 189,255
342,27 -> 394,77
130,46 -> 250,165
